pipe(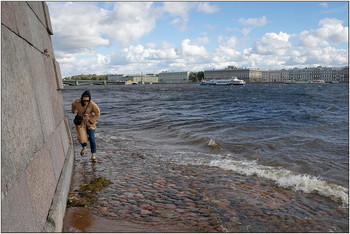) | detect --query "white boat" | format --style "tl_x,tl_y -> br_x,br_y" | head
200,77 -> 246,85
